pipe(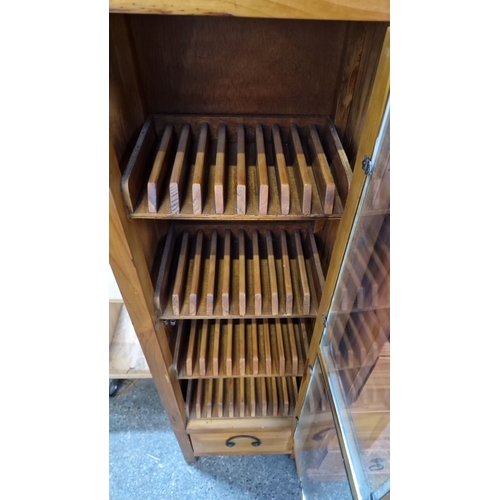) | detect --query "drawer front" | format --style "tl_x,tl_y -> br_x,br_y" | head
190,430 -> 292,456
